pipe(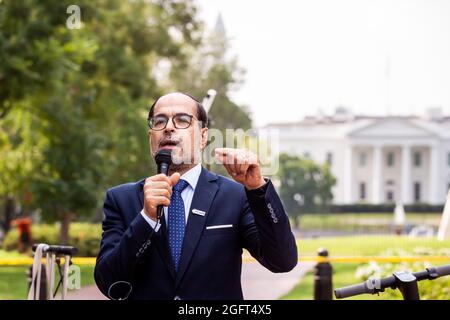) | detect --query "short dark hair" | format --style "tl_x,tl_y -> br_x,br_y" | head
148,92 -> 208,128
